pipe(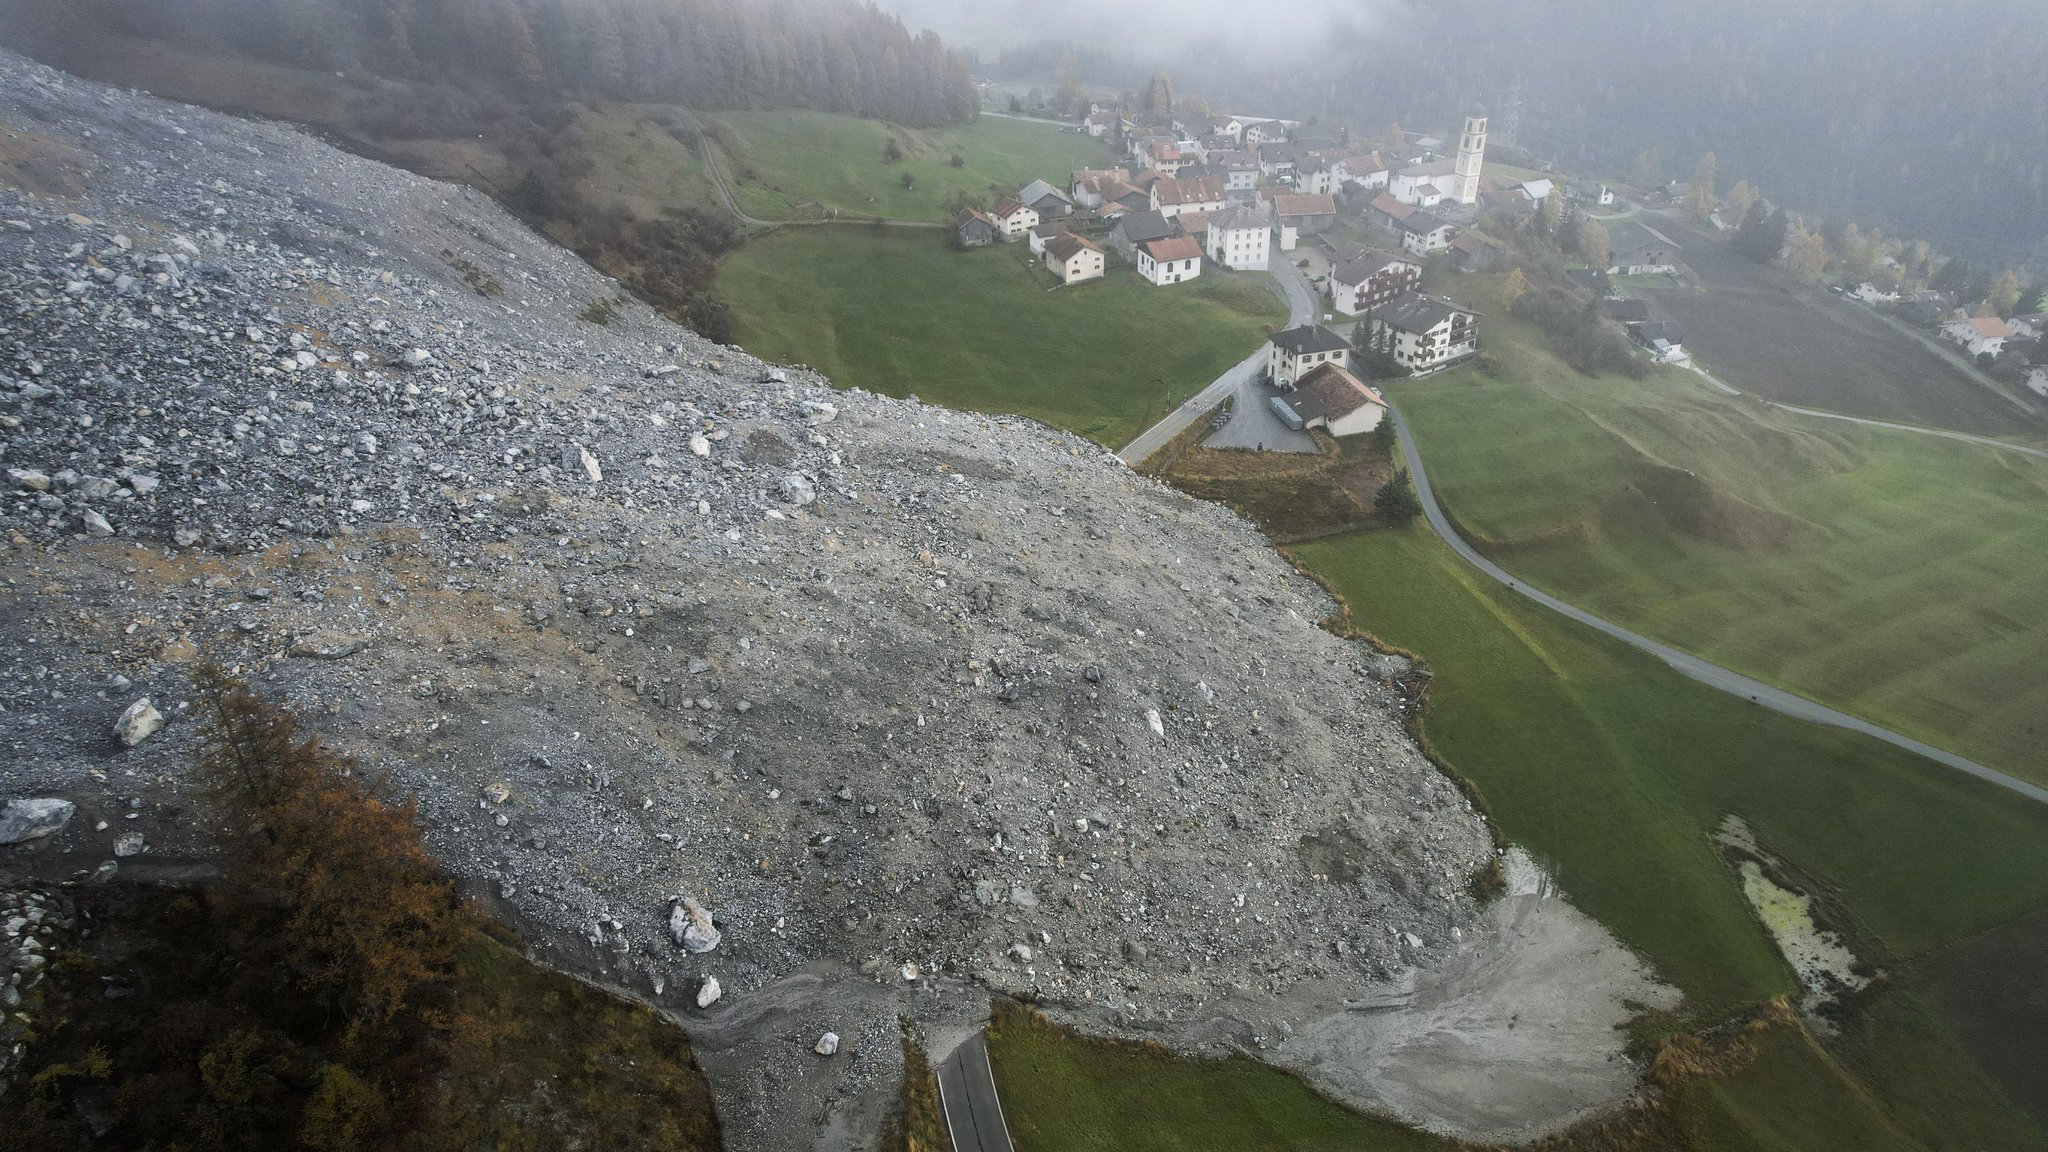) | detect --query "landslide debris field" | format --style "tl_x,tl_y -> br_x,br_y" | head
0,53 -> 1666,1150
